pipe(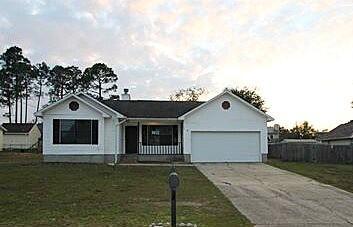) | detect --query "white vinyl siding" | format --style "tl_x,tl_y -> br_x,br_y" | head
183,92 -> 268,162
